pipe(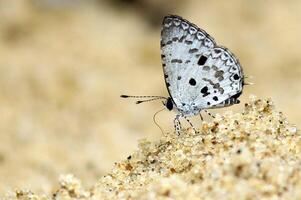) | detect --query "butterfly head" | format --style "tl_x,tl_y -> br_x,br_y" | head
163,97 -> 174,111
